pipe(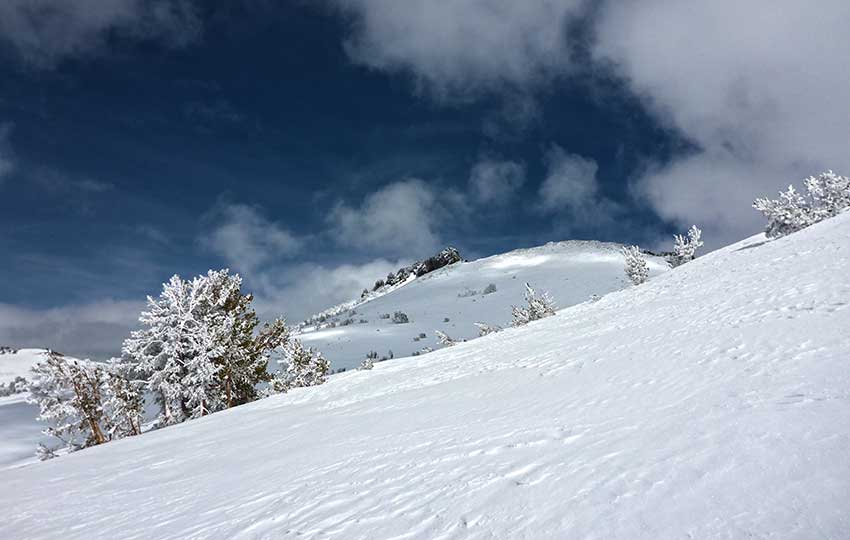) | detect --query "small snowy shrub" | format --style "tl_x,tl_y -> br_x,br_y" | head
392,311 -> 409,324
474,322 -> 501,336
358,358 -> 374,371
435,330 -> 457,347
671,225 -> 703,267
622,246 -> 649,286
483,283 -> 497,295
754,170 -> 850,238
511,283 -> 556,327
